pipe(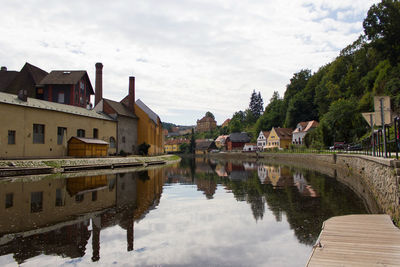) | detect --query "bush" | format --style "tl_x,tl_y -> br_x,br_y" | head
138,142 -> 151,156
